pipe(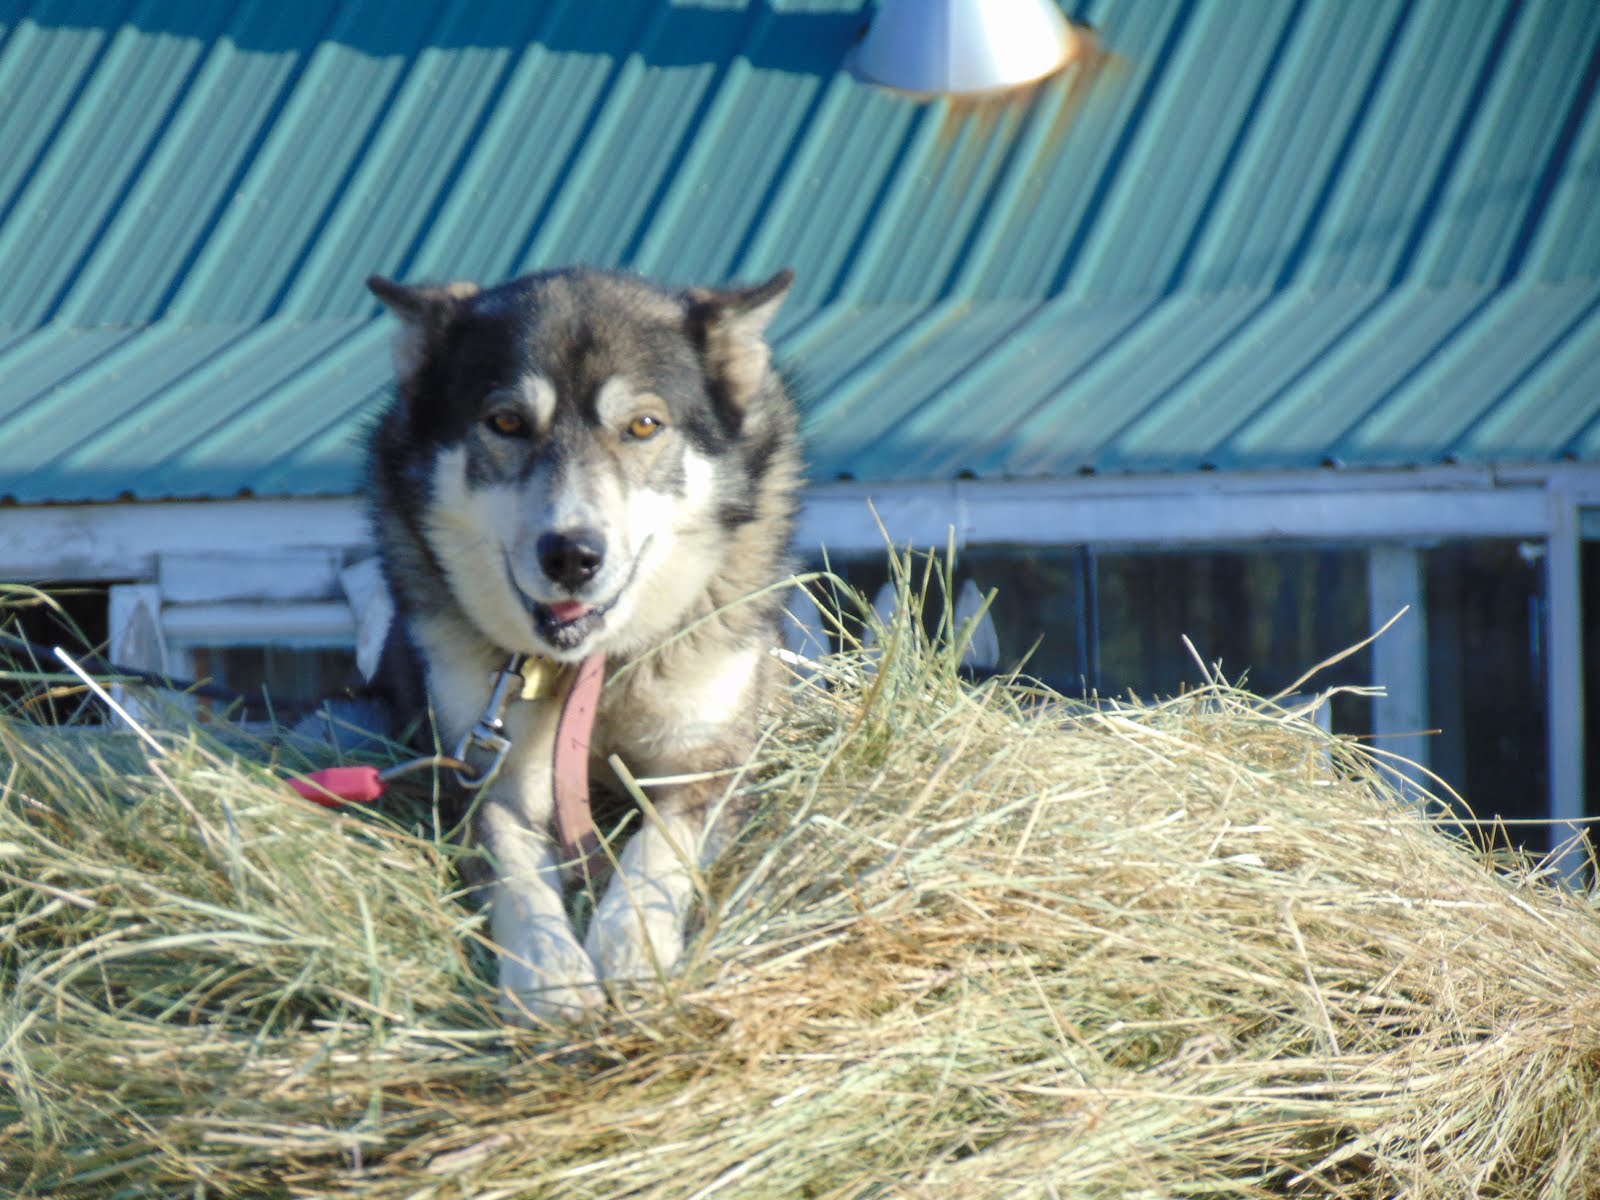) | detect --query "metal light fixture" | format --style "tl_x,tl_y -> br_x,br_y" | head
850,0 -> 1078,96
